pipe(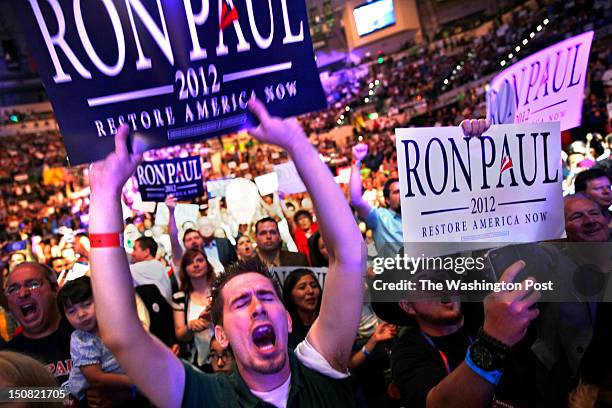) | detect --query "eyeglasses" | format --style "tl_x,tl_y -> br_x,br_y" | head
207,350 -> 232,362
4,279 -> 45,296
